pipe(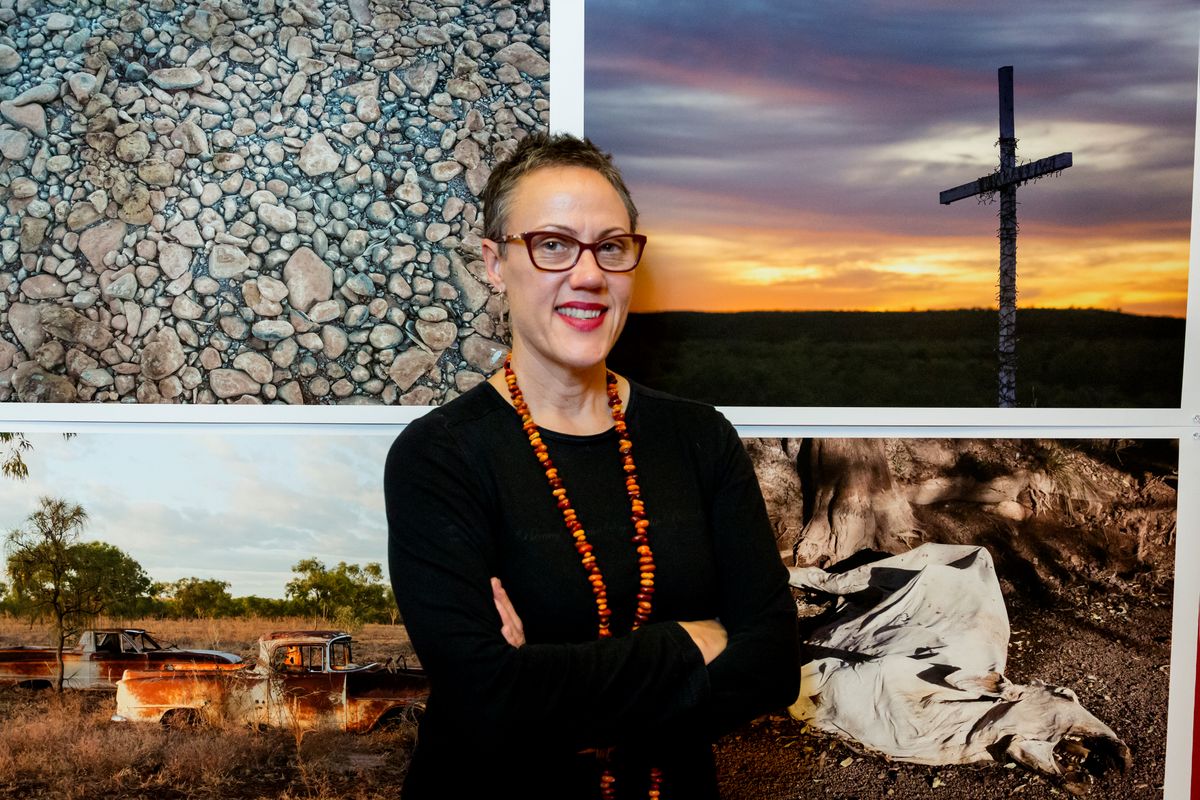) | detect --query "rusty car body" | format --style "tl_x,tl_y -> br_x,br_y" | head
112,630 -> 428,733
0,628 -> 241,691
